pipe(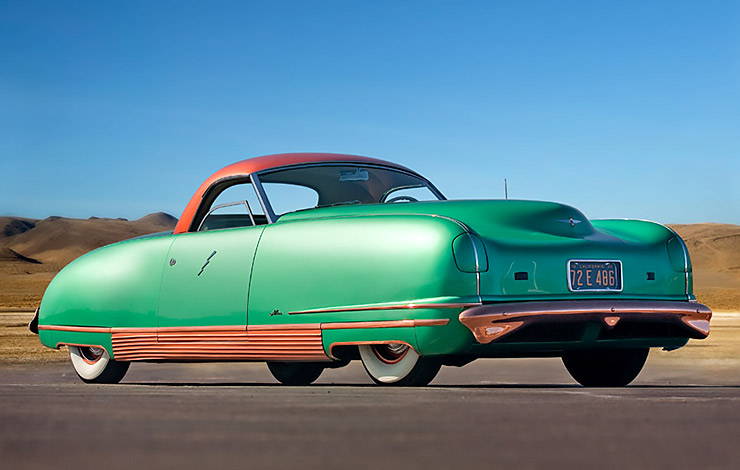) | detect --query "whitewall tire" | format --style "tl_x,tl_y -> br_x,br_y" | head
358,343 -> 441,386
69,346 -> 130,384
